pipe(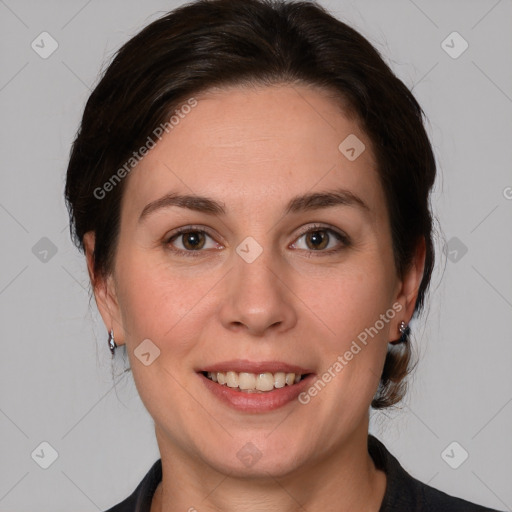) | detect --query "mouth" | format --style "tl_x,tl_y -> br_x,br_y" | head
197,367 -> 316,412
200,370 -> 312,393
